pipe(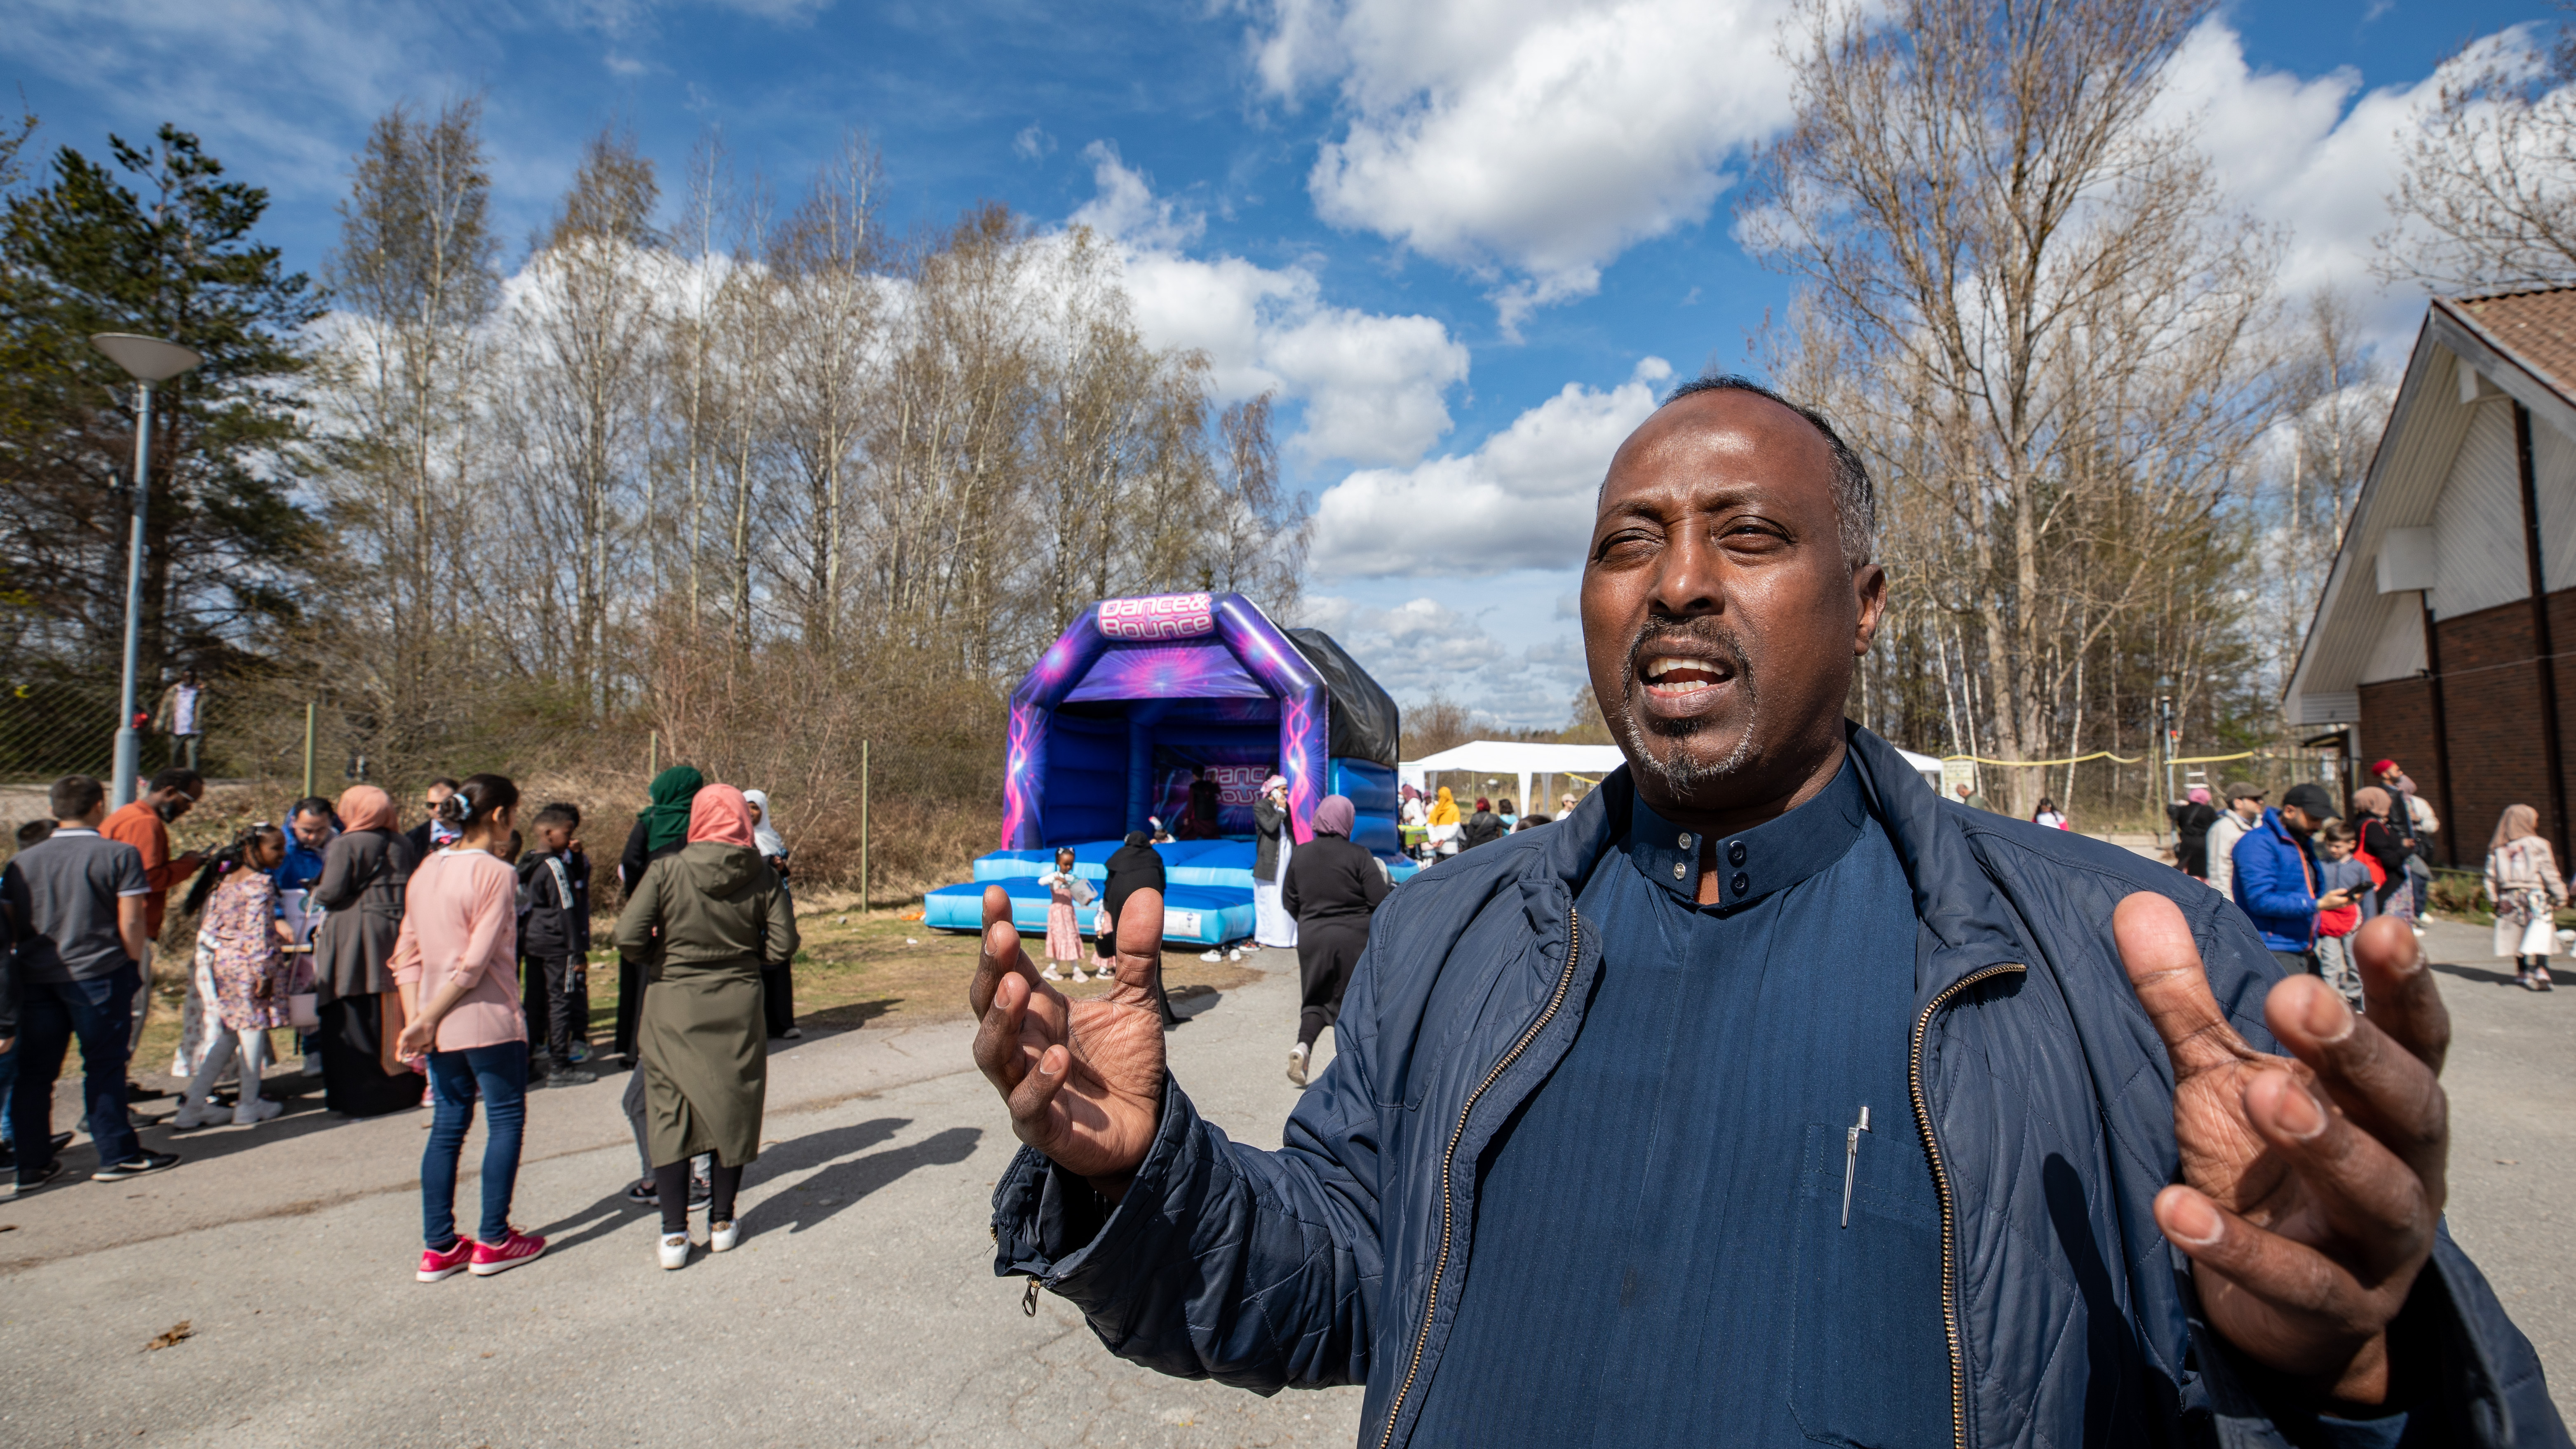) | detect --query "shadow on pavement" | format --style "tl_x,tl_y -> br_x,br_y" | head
531,1182 -> 662,1257
771,998 -> 897,1050
749,1123 -> 982,1240
143,1093 -> 380,1168
2430,959 -> 2526,989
